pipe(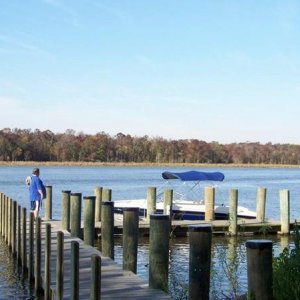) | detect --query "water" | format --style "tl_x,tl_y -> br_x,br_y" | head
0,165 -> 300,299
0,238 -> 35,299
